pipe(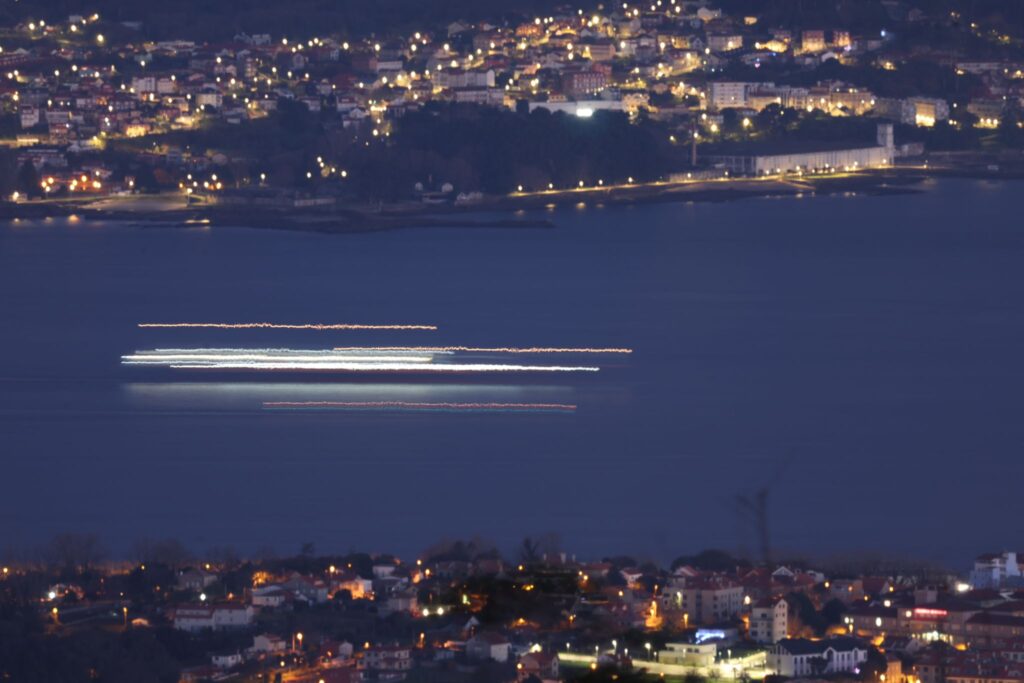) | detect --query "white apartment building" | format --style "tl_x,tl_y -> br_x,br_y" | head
709,81 -> 768,109
750,598 -> 789,644
971,552 -> 1024,588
